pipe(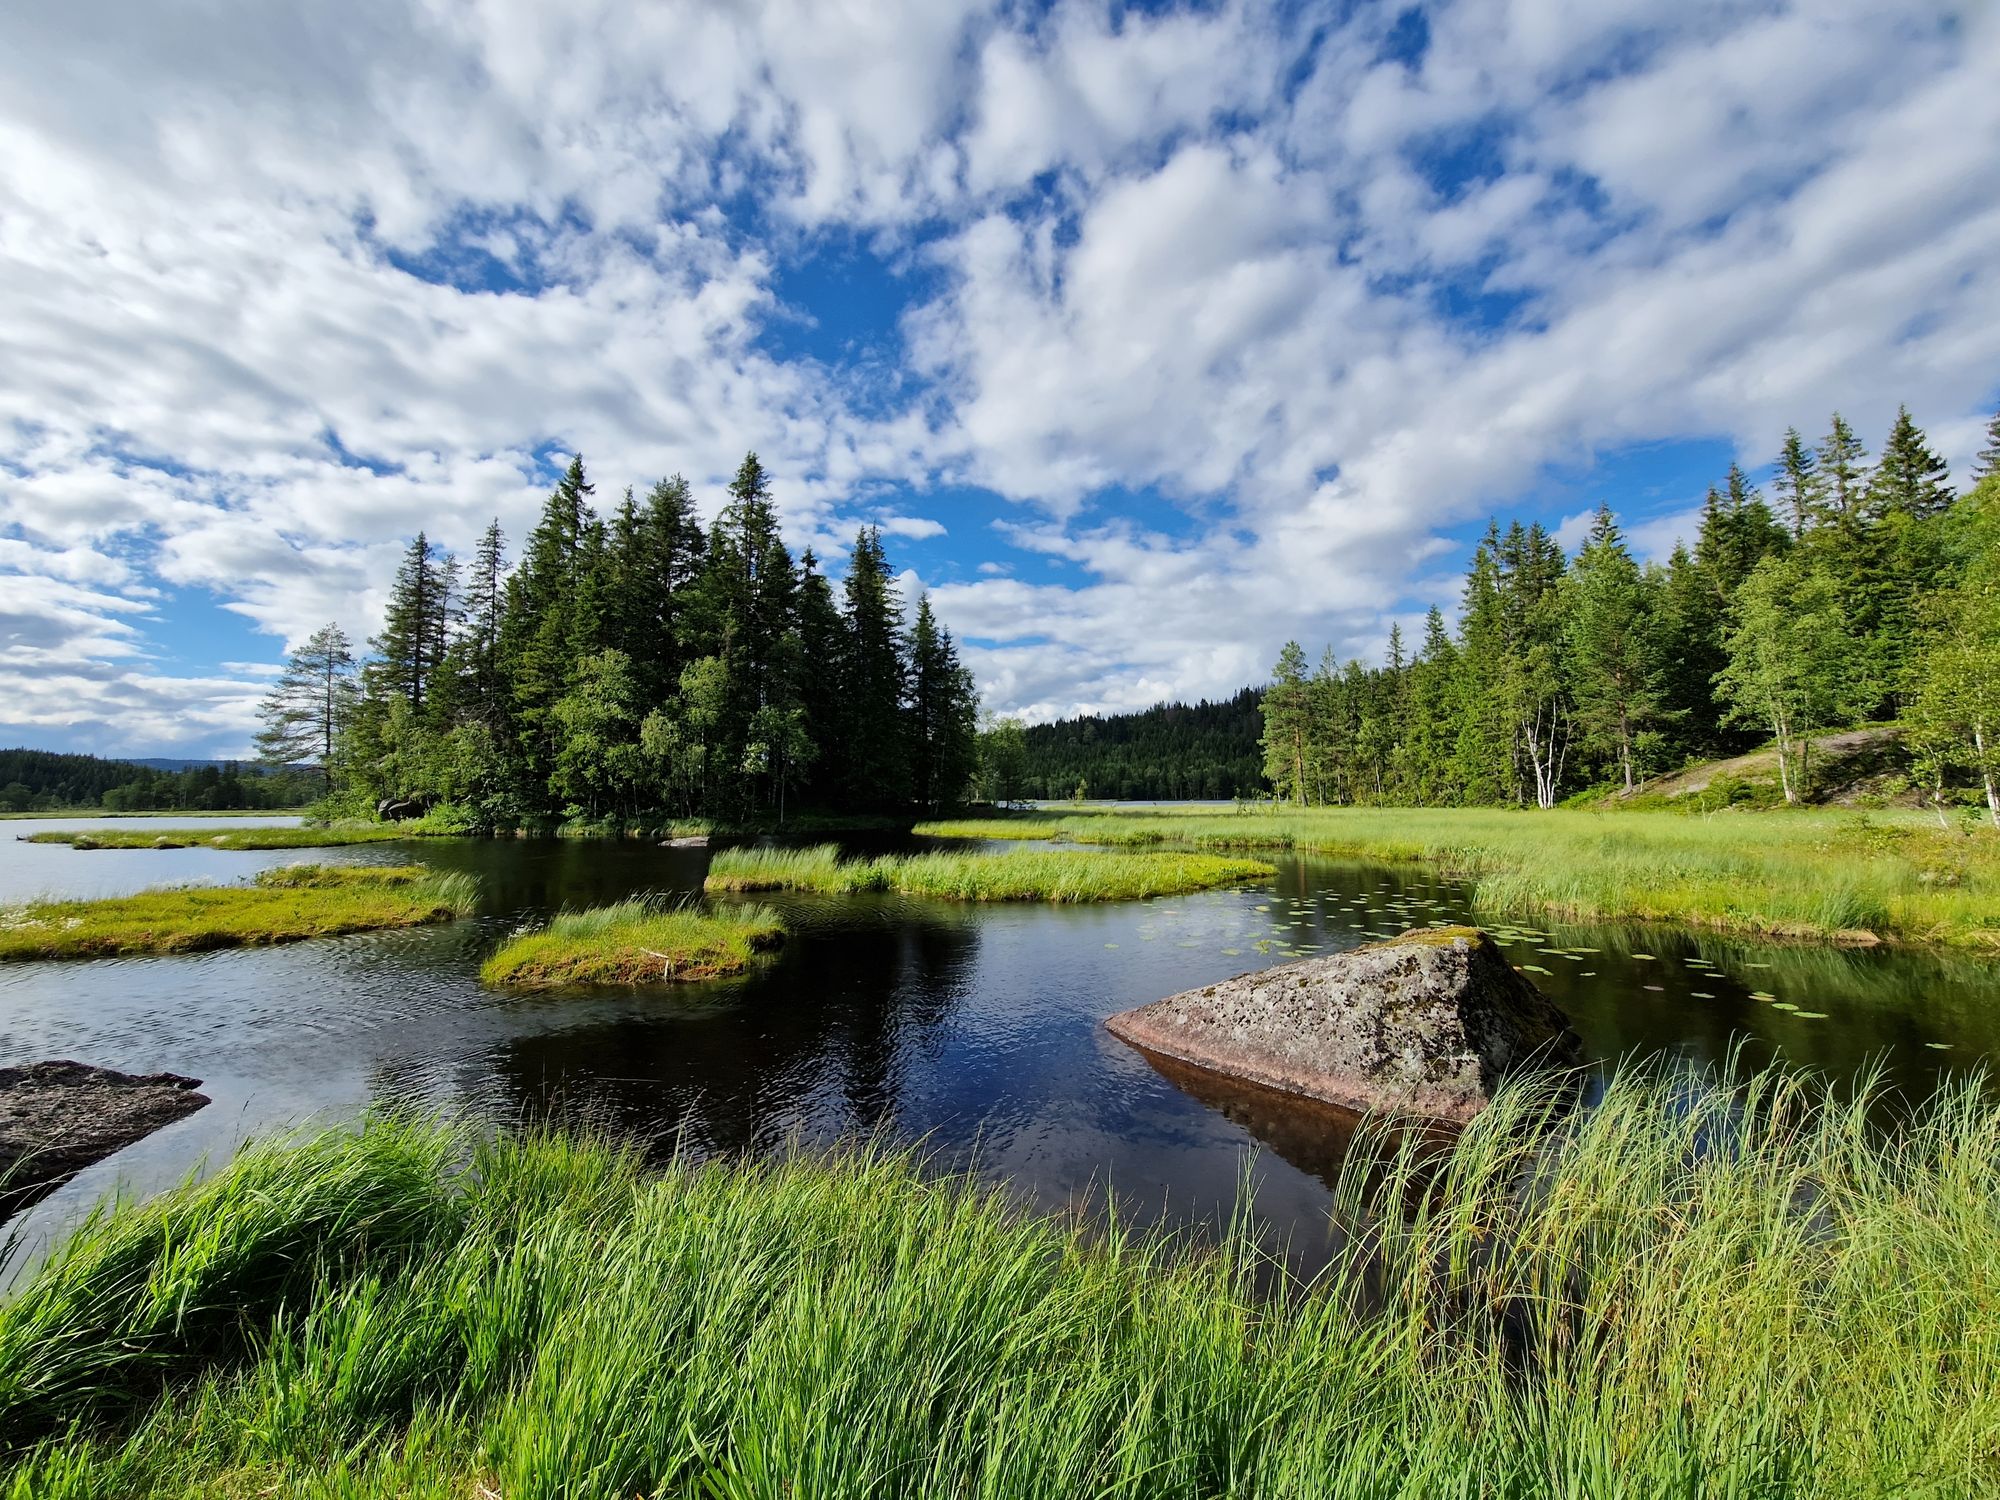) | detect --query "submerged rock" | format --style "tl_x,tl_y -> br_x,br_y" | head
0,1061 -> 209,1205
1105,926 -> 1581,1123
